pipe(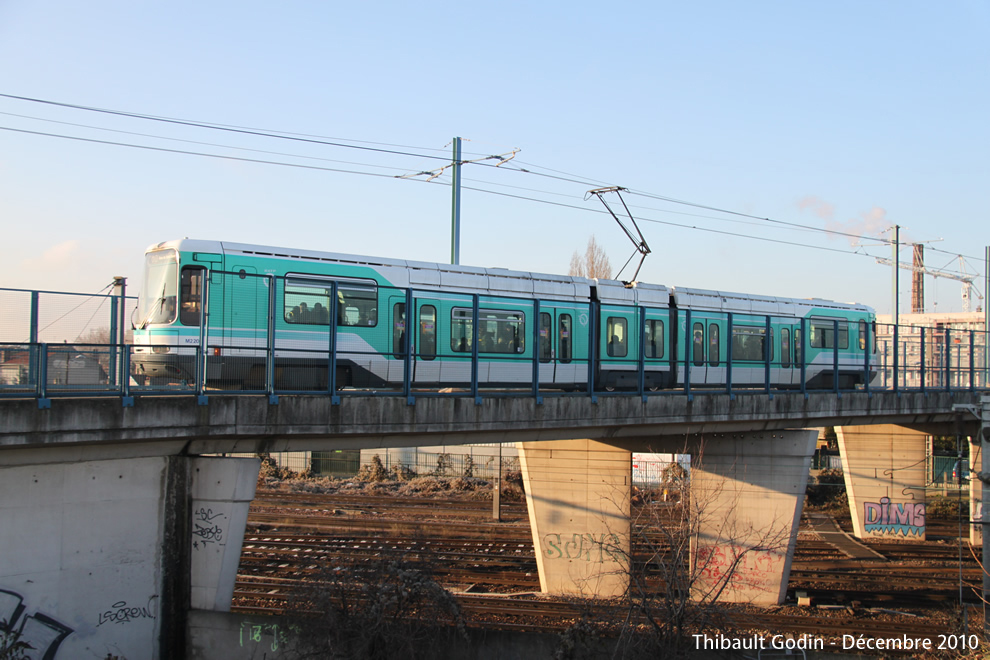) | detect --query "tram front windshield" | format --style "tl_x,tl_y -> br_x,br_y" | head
135,250 -> 178,327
